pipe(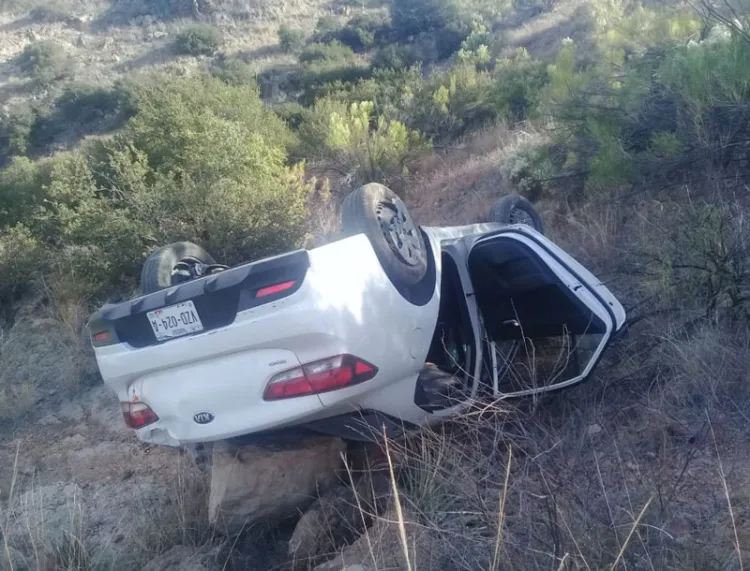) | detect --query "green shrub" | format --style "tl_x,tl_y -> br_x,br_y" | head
174,24 -> 222,56
315,14 -> 340,38
371,44 -> 419,70
409,63 -> 497,139
502,141 -> 556,200
273,101 -> 309,130
337,13 -> 390,51
0,103 -> 36,159
0,73 -> 311,305
278,25 -> 306,53
490,48 -> 548,121
298,42 -> 371,104
0,224 -> 44,303
0,156 -> 46,227
56,84 -> 135,124
17,40 -> 73,84
390,0 -> 471,58
298,98 -> 427,185
300,40 -> 357,64
210,57 -> 257,86
105,74 -> 307,264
